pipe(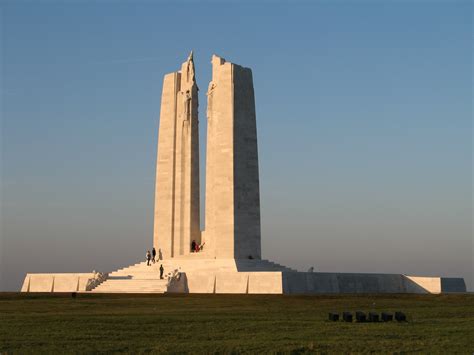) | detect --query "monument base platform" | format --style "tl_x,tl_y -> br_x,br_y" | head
20,258 -> 466,294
